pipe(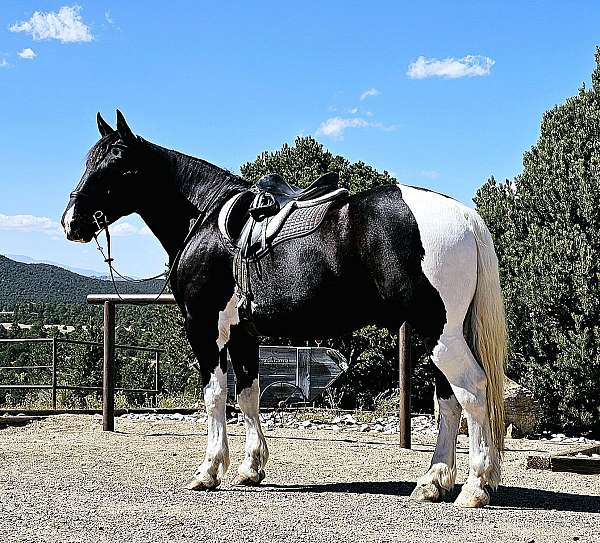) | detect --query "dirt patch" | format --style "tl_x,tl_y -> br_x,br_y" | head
0,415 -> 598,543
